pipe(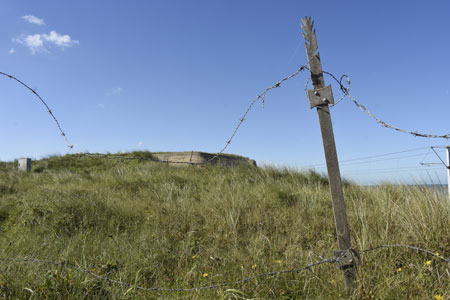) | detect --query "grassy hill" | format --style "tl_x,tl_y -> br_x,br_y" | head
0,153 -> 449,299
